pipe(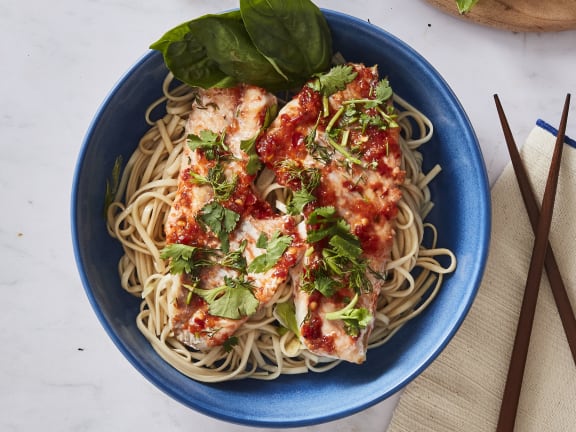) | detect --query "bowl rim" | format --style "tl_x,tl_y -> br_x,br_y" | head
71,8 -> 491,427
